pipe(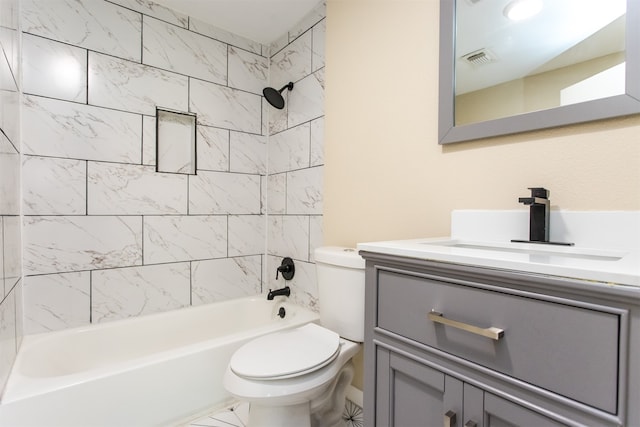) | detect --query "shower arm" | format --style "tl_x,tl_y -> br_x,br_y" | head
278,82 -> 294,93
